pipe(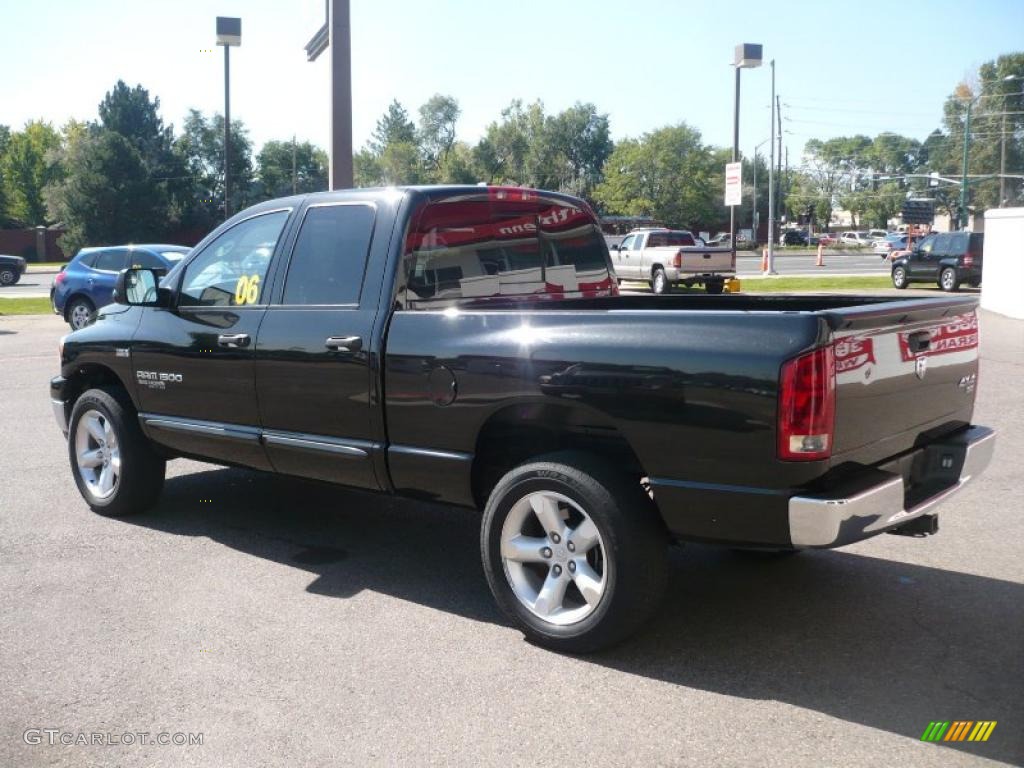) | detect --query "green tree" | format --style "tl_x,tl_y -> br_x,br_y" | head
47,131 -> 169,255
174,109 -> 254,228
0,125 -> 12,227
594,123 -> 721,230
418,94 -> 460,175
369,100 -> 417,154
255,139 -> 328,199
1,120 -> 61,226
546,102 -> 613,198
